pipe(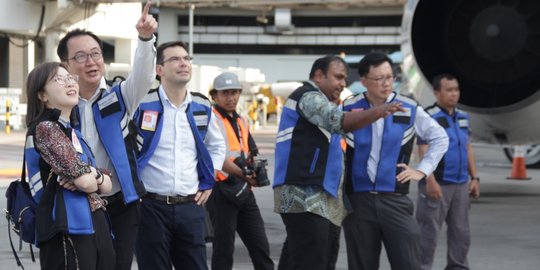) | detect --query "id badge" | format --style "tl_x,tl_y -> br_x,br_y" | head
71,132 -> 83,153
141,110 -> 158,131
